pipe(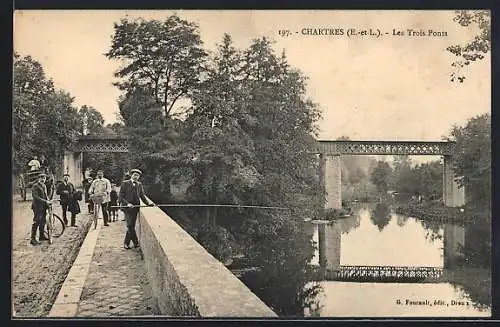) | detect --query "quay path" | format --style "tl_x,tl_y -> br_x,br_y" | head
13,194 -> 159,318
